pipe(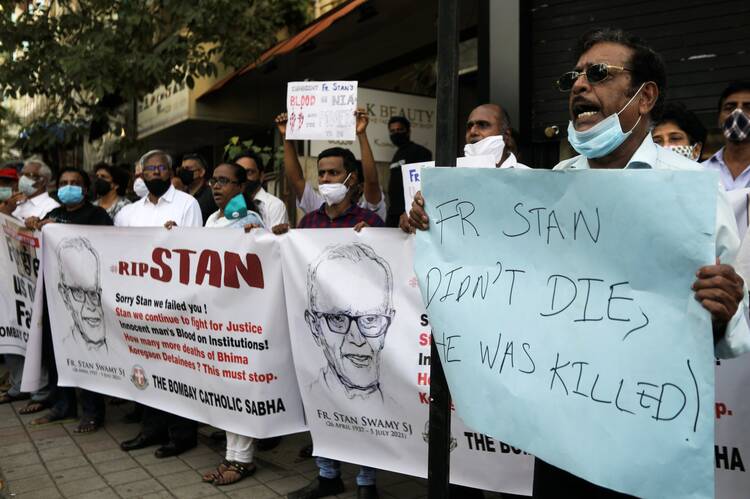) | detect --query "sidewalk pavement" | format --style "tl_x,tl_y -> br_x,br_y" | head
0,393 -> 505,498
